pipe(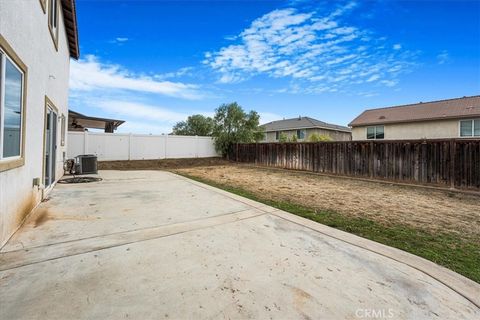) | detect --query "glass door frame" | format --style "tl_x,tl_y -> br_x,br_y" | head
43,97 -> 58,189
